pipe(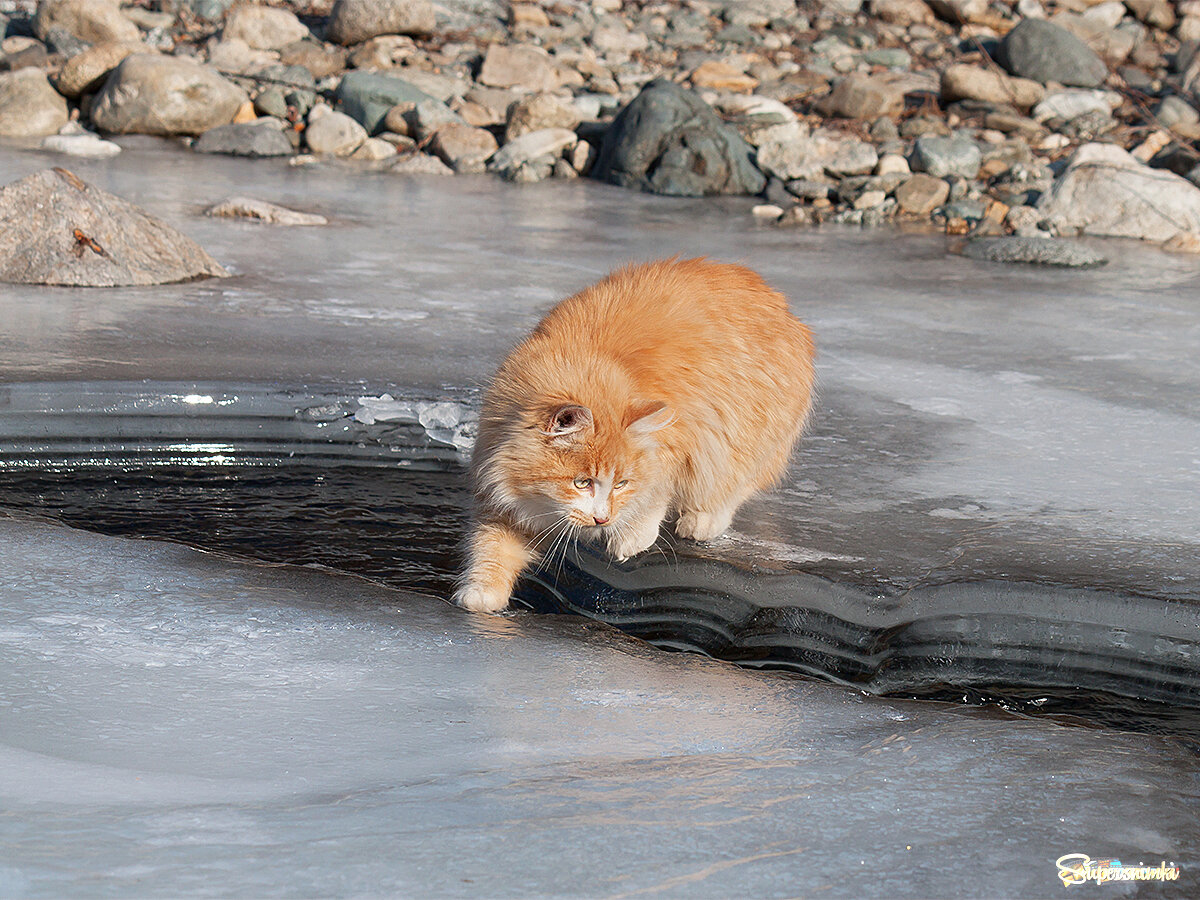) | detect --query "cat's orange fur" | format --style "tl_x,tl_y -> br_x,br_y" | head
455,257 -> 816,613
